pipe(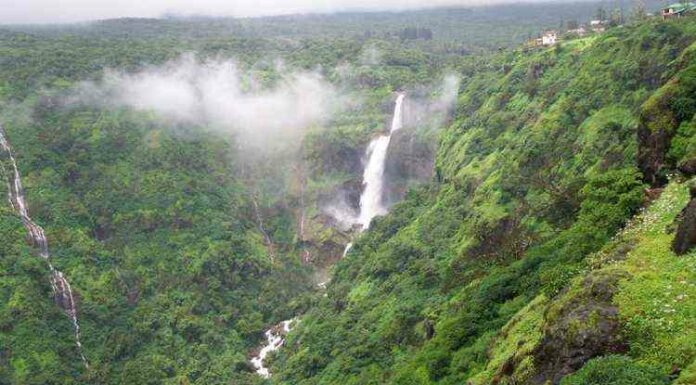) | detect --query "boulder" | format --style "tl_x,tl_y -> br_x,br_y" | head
671,185 -> 696,255
530,271 -> 629,384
